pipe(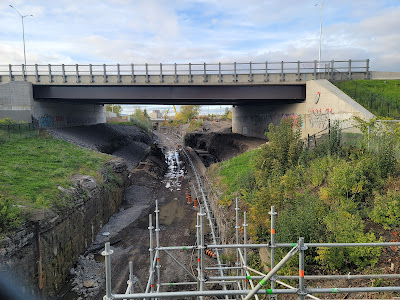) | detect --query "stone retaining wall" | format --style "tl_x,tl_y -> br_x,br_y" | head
0,158 -> 129,298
